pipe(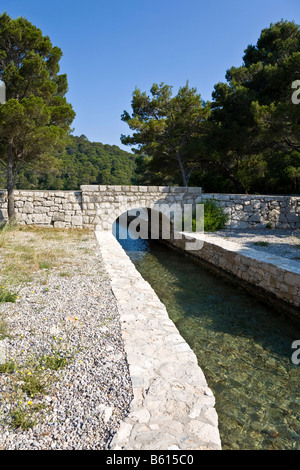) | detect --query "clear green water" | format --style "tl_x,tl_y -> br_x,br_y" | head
115,222 -> 300,450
